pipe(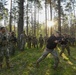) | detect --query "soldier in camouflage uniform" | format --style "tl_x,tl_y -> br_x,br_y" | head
44,35 -> 48,45
27,35 -> 32,48
0,27 -> 11,68
20,31 -> 27,51
39,34 -> 44,48
60,34 -> 70,56
0,27 -> 2,68
9,32 -> 17,56
32,36 -> 38,48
